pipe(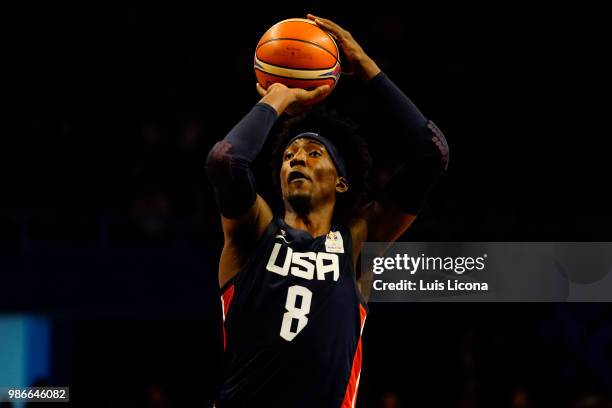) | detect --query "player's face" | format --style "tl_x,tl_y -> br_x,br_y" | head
280,138 -> 343,210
